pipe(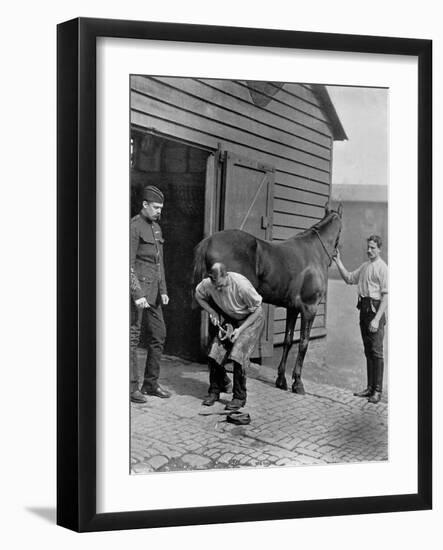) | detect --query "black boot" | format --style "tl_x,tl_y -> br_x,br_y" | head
368,358 -> 384,404
354,358 -> 374,397
202,393 -> 219,406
